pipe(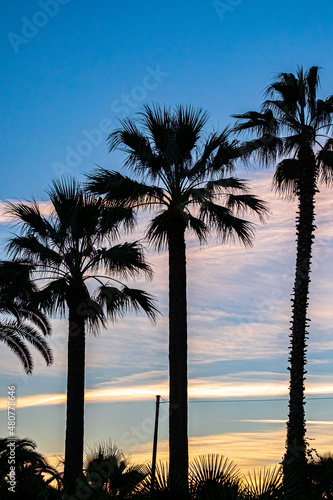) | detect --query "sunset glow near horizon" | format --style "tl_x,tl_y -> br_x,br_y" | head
1,0 -> 333,473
